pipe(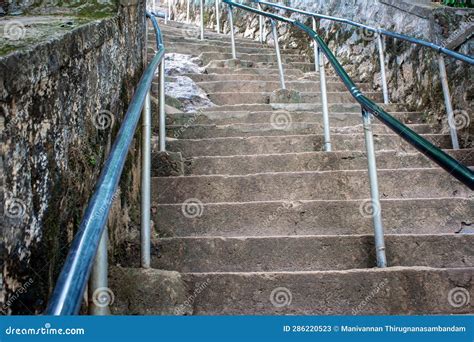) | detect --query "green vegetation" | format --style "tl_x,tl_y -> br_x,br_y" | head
441,0 -> 474,8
